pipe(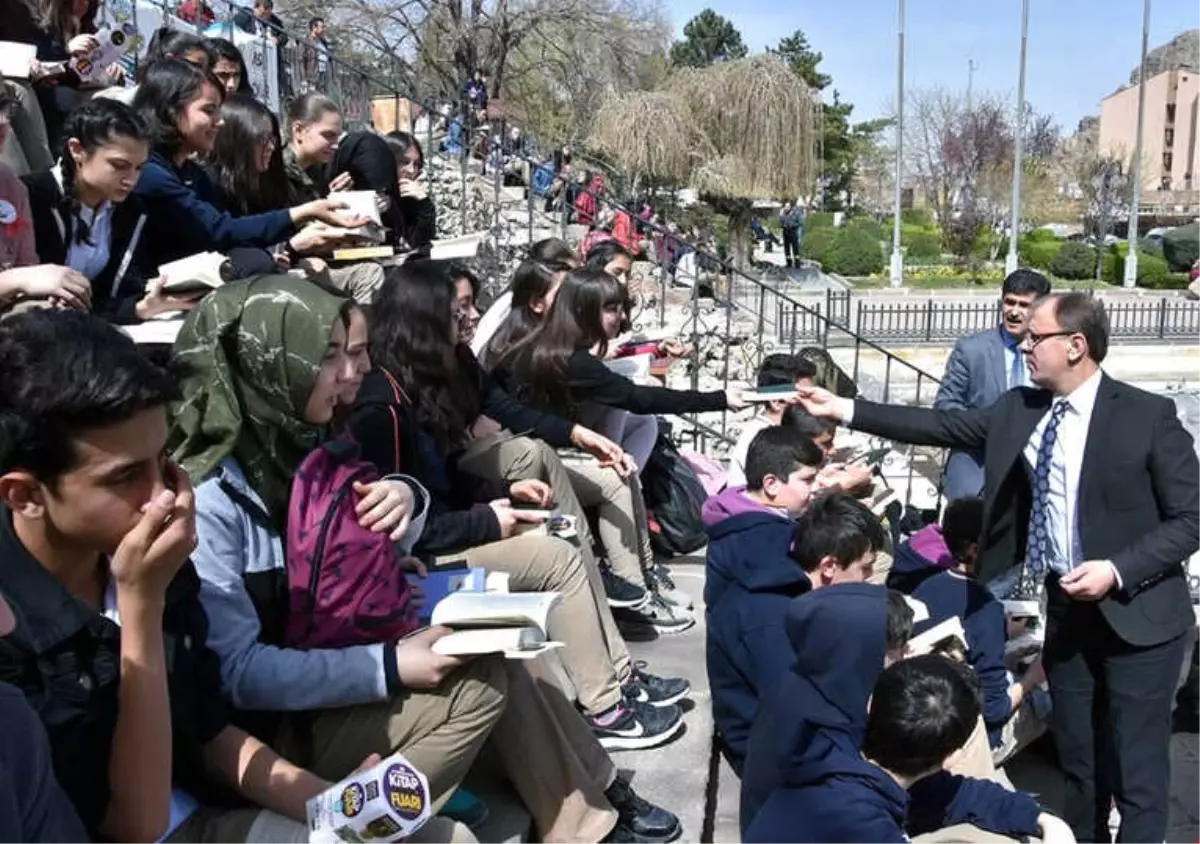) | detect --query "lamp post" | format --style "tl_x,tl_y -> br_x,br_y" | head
889,0 -> 906,288
1124,0 -> 1151,288
1004,0 -> 1030,277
